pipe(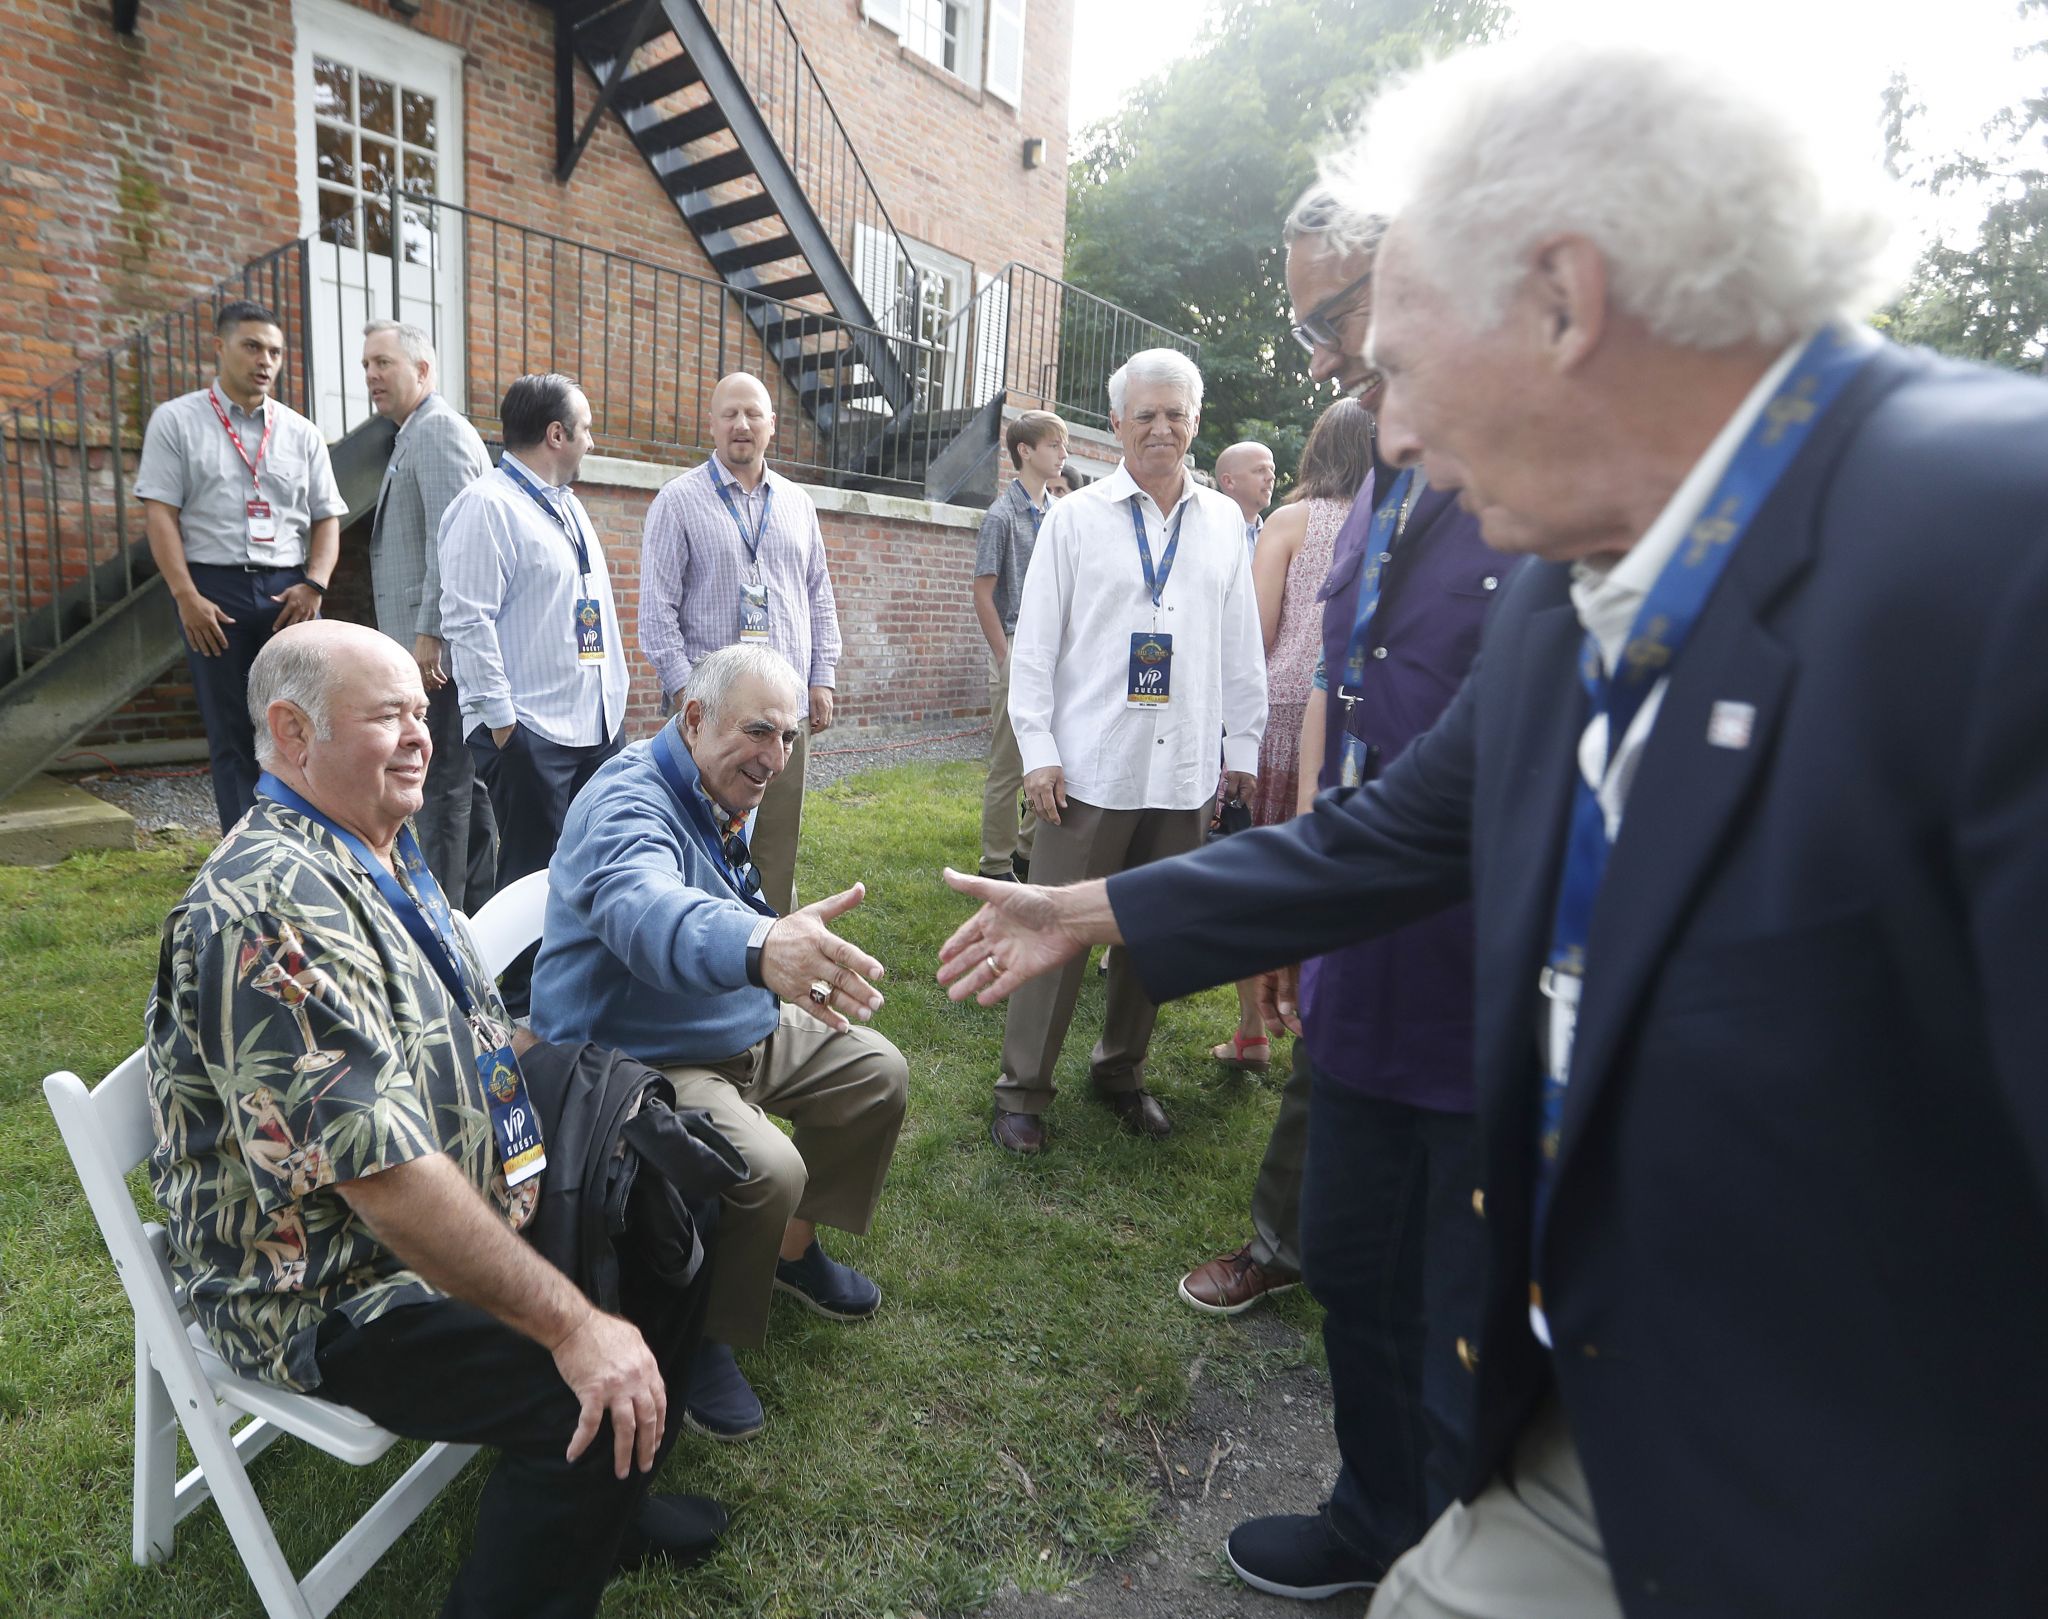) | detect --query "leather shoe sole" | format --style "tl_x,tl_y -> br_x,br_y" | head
989,1110 -> 1046,1154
